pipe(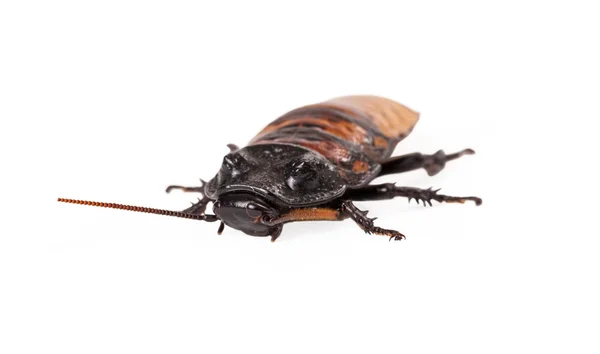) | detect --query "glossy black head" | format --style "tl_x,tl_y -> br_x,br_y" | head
205,144 -> 346,207
212,193 -> 280,236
